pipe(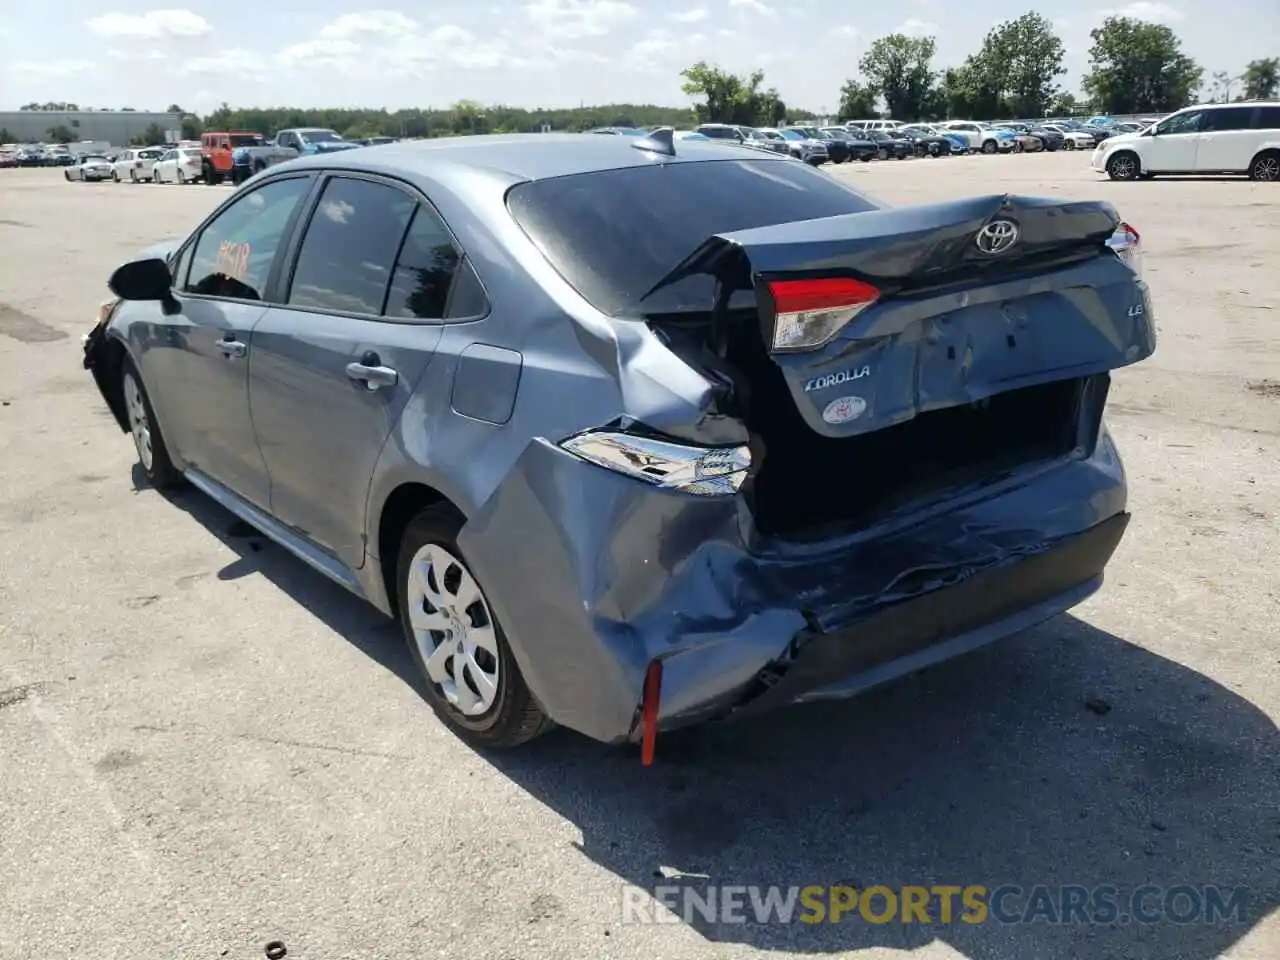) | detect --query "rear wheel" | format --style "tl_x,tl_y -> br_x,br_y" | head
396,504 -> 552,749
177,170 -> 186,184
1064,139 -> 1076,150
121,360 -> 183,489
981,139 -> 998,154
112,169 -> 119,182
1106,151 -> 1140,181
1249,150 -> 1280,182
